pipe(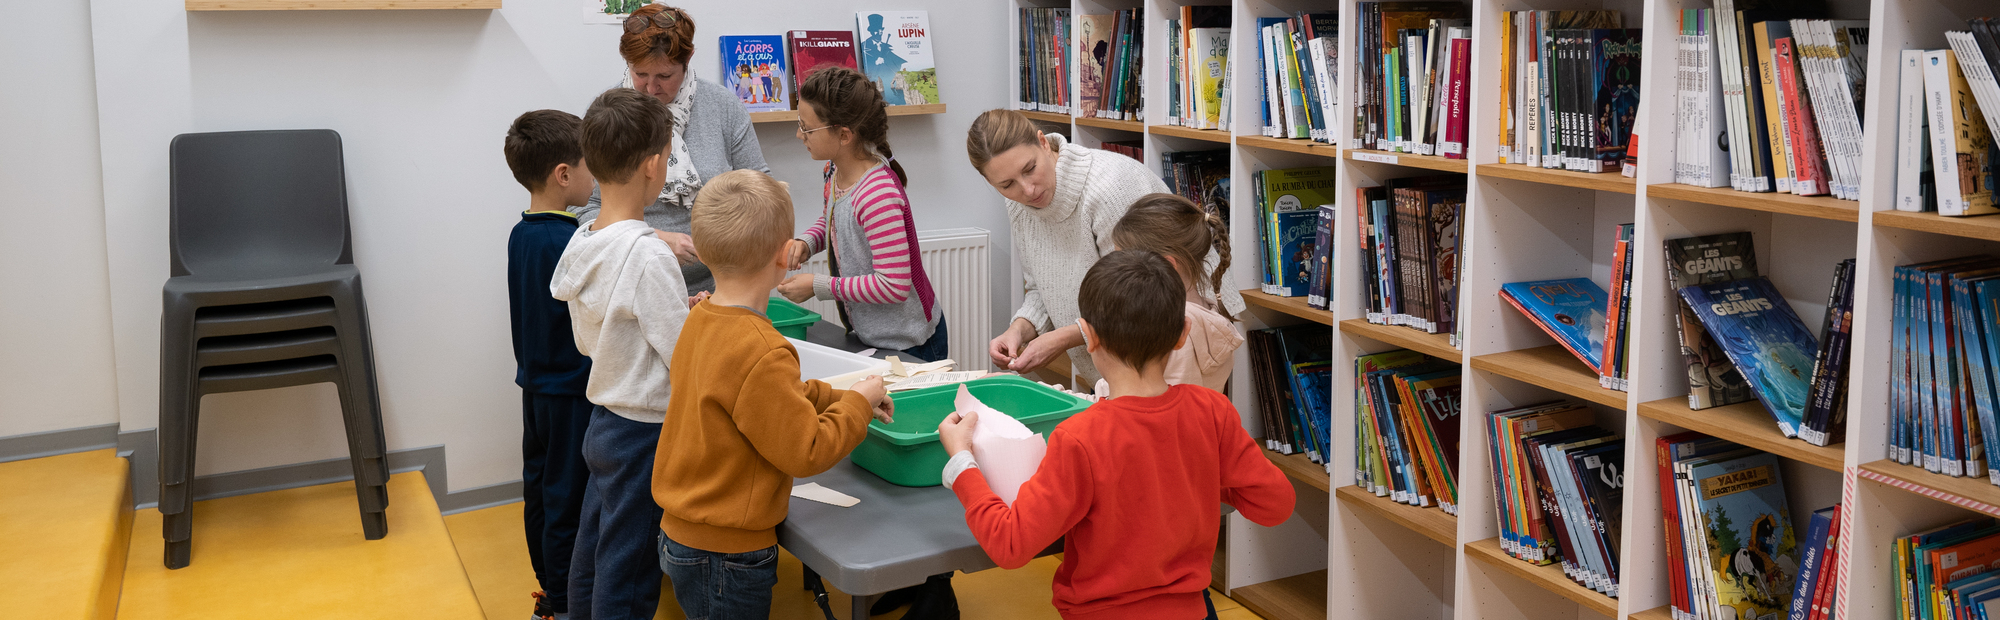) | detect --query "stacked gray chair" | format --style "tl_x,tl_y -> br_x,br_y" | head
159,129 -> 389,569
